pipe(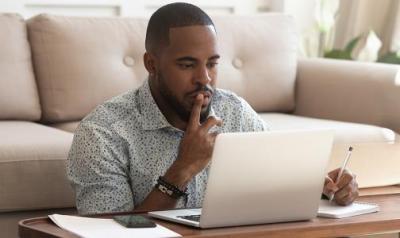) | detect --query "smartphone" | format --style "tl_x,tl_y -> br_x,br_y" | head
113,215 -> 157,228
